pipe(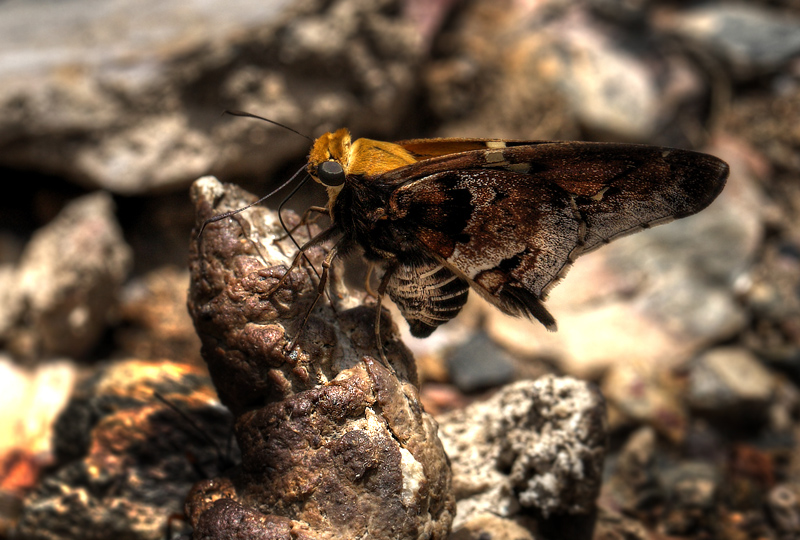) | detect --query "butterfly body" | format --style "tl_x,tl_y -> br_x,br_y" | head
306,129 -> 729,338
